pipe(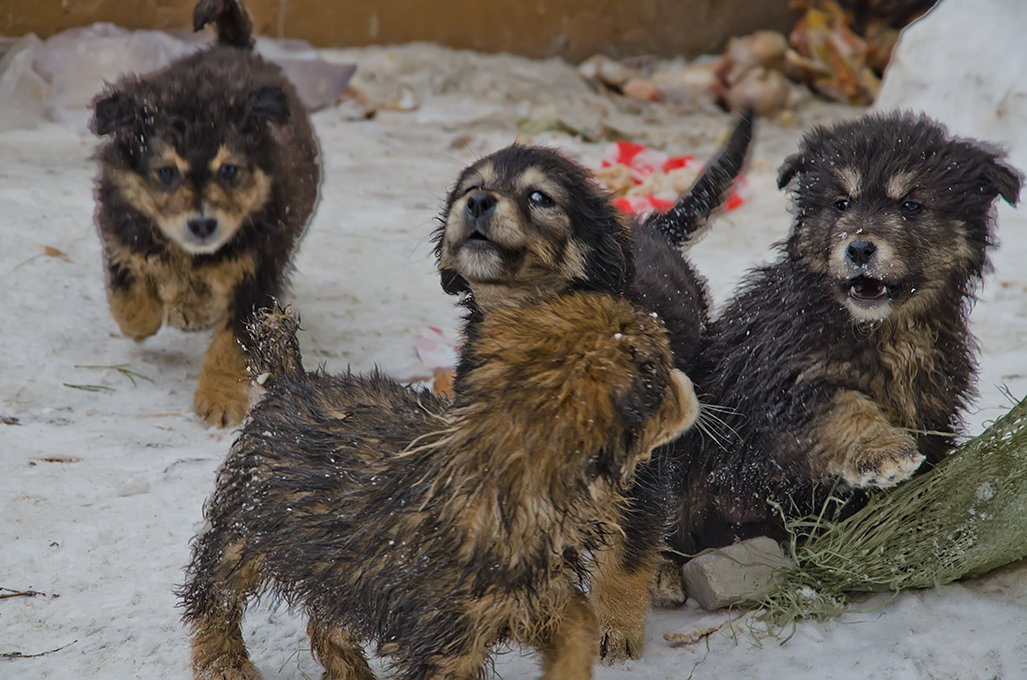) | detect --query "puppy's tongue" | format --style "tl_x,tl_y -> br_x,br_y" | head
850,276 -> 887,300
